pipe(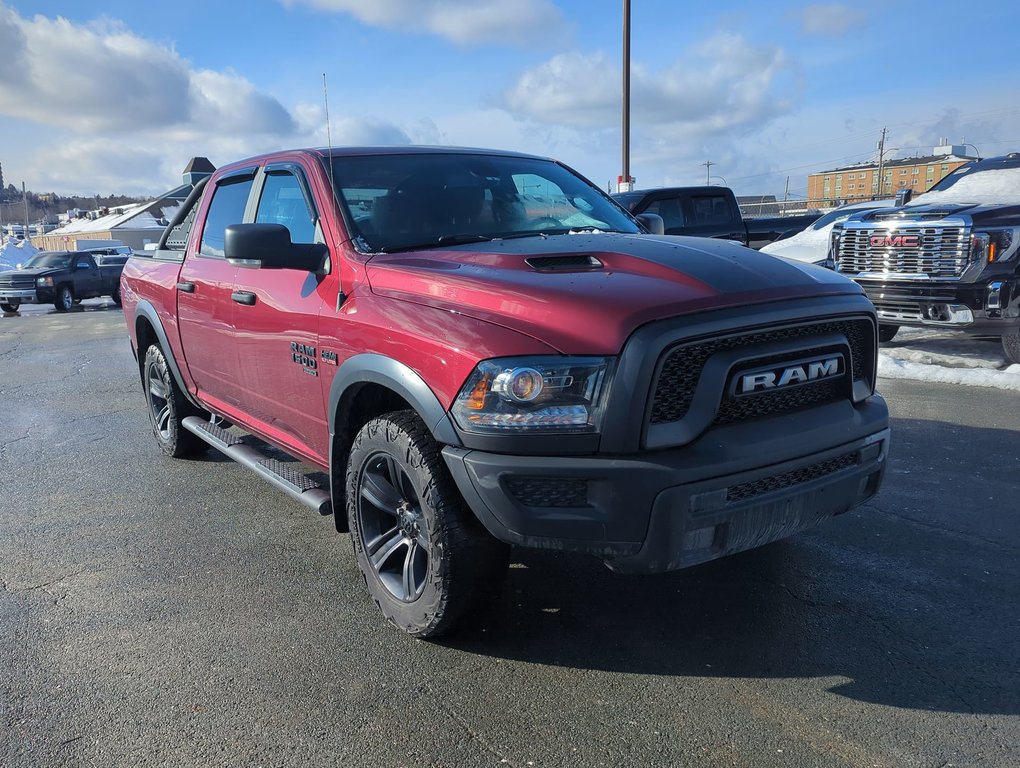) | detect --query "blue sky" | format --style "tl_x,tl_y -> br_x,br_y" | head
1,0 -> 1018,199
